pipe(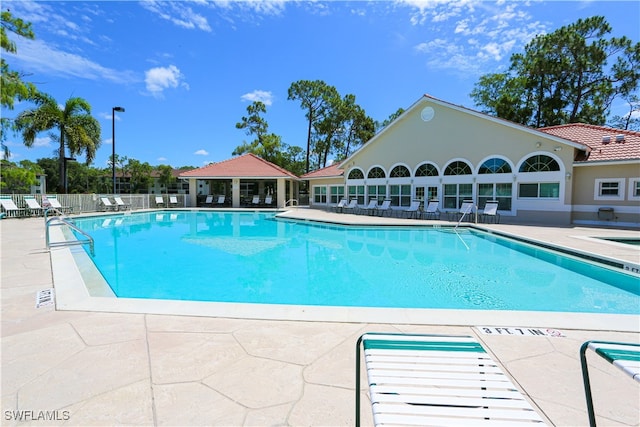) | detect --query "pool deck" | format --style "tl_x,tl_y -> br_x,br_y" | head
2,210 -> 639,426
